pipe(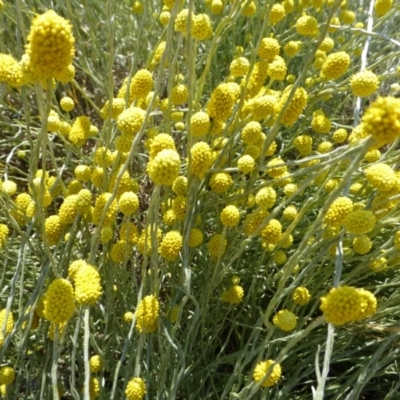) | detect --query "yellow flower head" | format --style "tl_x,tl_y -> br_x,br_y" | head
147,149 -> 181,186
43,278 -> 75,324
350,70 -> 379,97
125,377 -> 146,400
25,10 -> 75,81
89,355 -> 103,373
159,231 -> 182,261
221,285 -> 244,304
321,52 -> 350,80
361,97 -> 400,146
273,309 -> 297,331
220,205 -> 240,227
74,263 -> 102,306
253,360 -> 281,387
135,295 -> 159,334
293,287 -> 311,305
320,286 -> 377,325
0,366 -> 15,386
